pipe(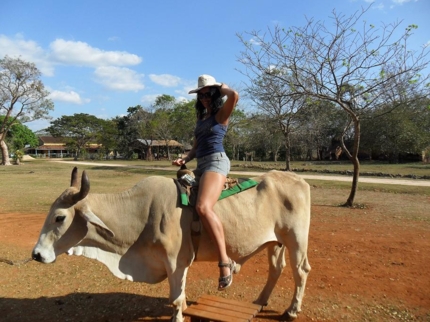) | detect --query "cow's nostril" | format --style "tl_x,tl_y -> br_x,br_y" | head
32,252 -> 42,262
